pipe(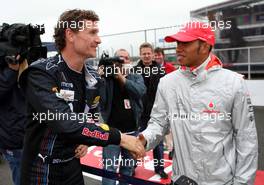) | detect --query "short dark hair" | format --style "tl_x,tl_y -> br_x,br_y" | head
139,42 -> 153,53
53,9 -> 99,52
154,47 -> 164,56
